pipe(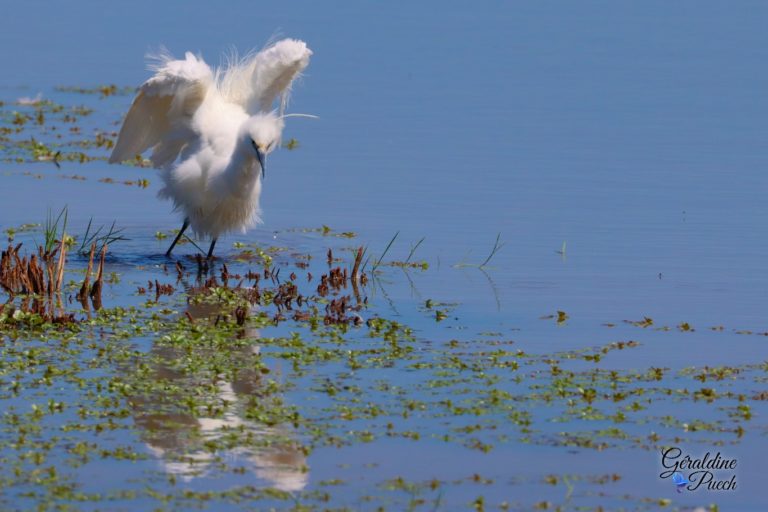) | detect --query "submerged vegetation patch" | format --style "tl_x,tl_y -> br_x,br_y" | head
0,221 -> 765,510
